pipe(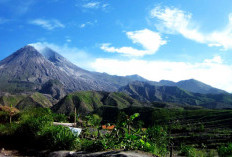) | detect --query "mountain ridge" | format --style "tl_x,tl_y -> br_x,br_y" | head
119,81 -> 232,109
0,45 -> 148,96
151,79 -> 227,94
0,45 -> 228,101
